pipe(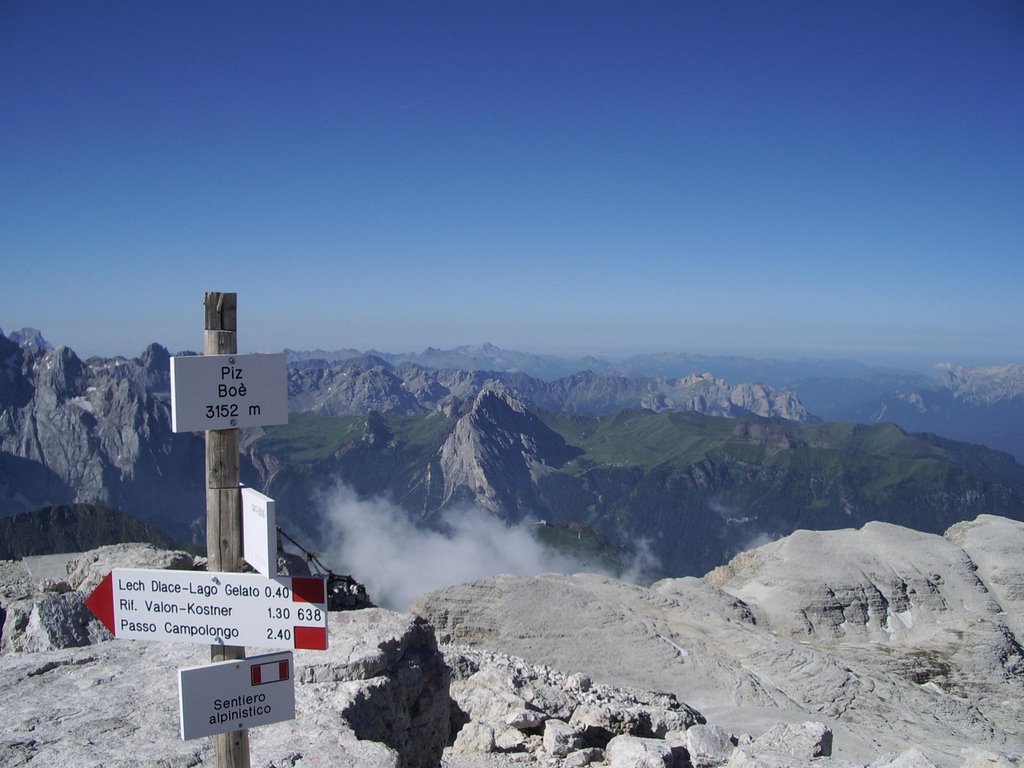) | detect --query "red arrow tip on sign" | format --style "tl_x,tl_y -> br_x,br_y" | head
84,573 -> 115,634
